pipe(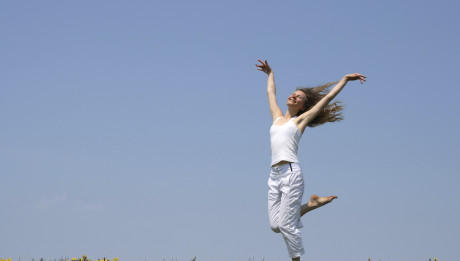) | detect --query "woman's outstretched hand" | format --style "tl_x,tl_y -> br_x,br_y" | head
345,73 -> 367,84
256,59 -> 272,75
